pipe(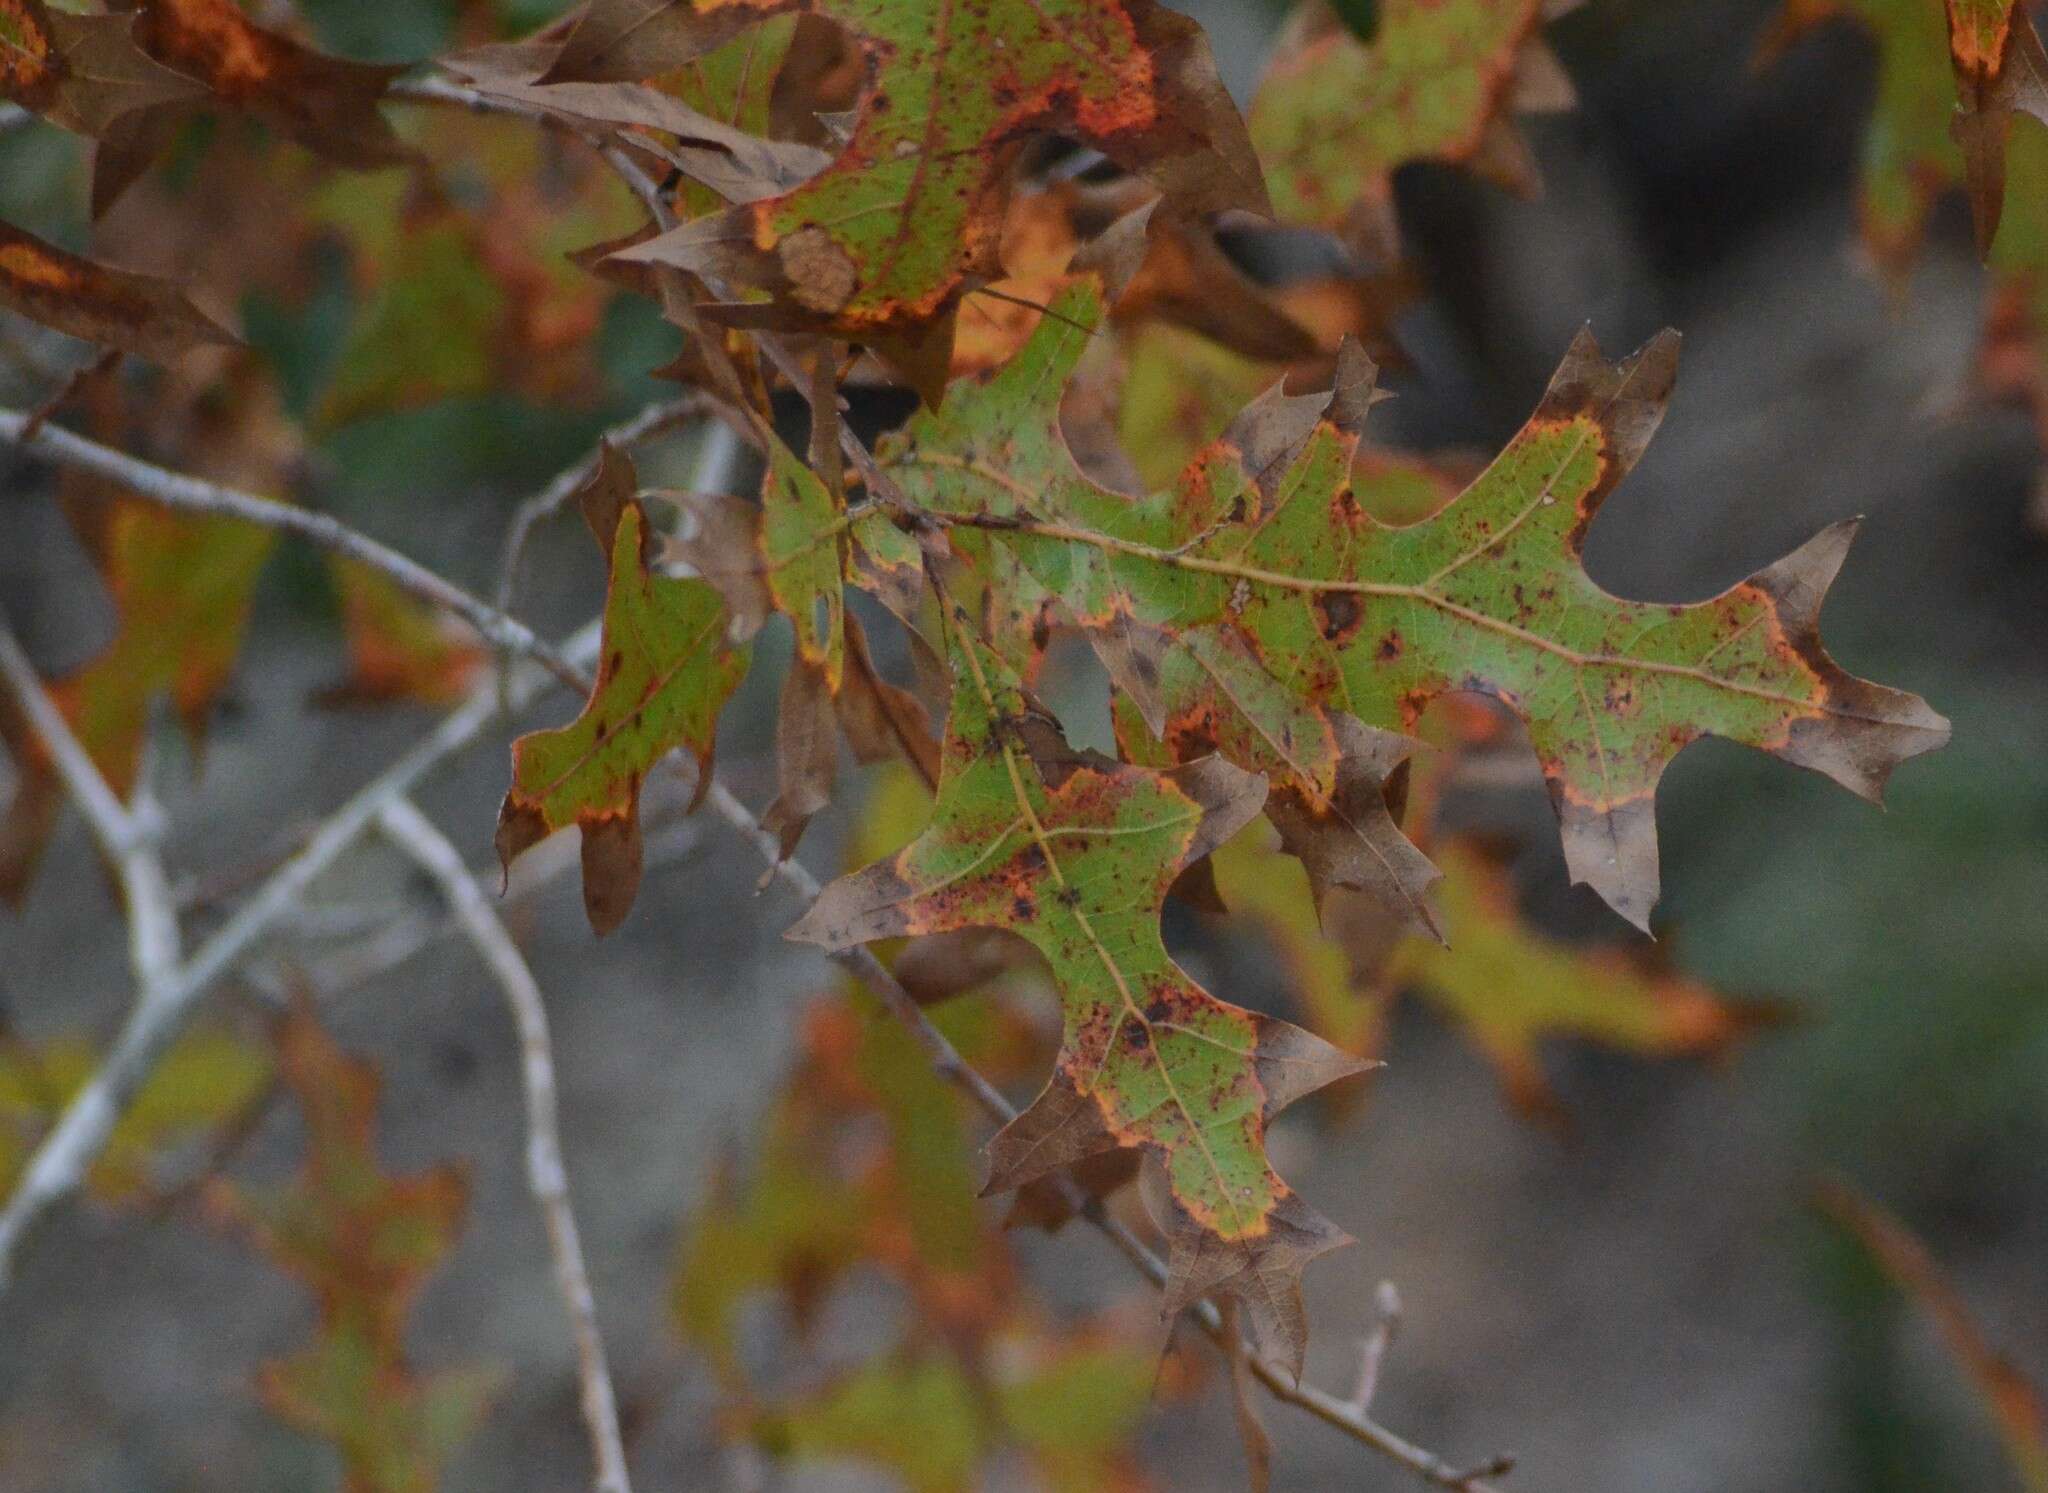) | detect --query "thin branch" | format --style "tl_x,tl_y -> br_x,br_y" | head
0,616 -> 601,1286
378,797 -> 632,1493
496,394 -> 714,616
0,623 -> 179,998
0,408 -> 585,692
